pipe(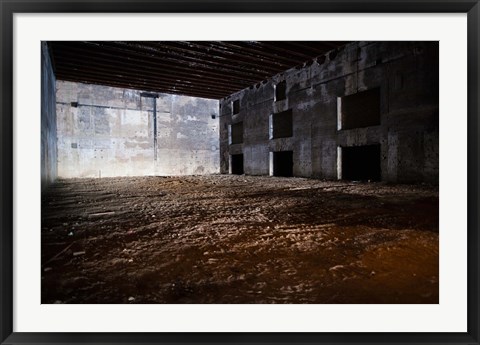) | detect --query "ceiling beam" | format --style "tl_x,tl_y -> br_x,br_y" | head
49,41 -> 349,99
